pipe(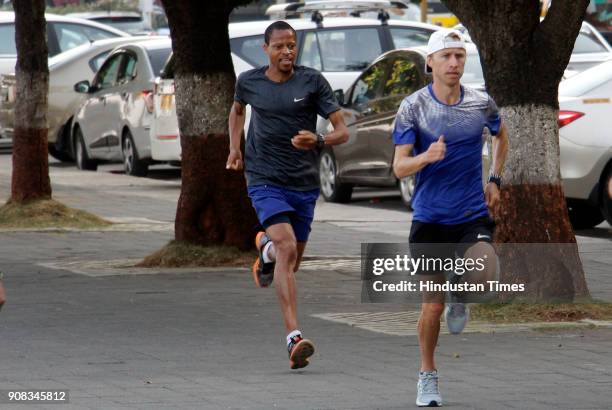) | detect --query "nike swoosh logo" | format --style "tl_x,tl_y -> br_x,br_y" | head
477,234 -> 490,239
294,97 -> 305,102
